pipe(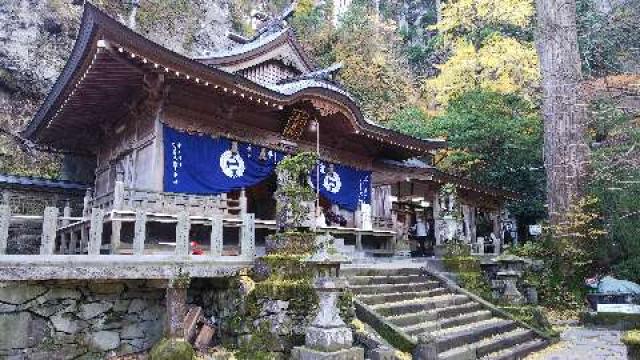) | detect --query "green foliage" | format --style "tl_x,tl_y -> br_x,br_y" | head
435,0 -> 535,45
457,272 -> 491,299
506,234 -> 584,310
235,321 -> 282,360
389,90 -> 545,230
338,289 -> 355,324
423,35 -> 539,106
150,338 -> 195,360
582,311 -> 640,330
498,306 -> 557,337
623,330 -> 640,345
586,98 -> 640,282
443,257 -> 480,273
424,0 -> 539,107
577,0 -> 640,77
614,260 -> 640,285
